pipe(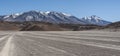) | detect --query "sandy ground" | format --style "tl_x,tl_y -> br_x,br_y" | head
0,31 -> 120,56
